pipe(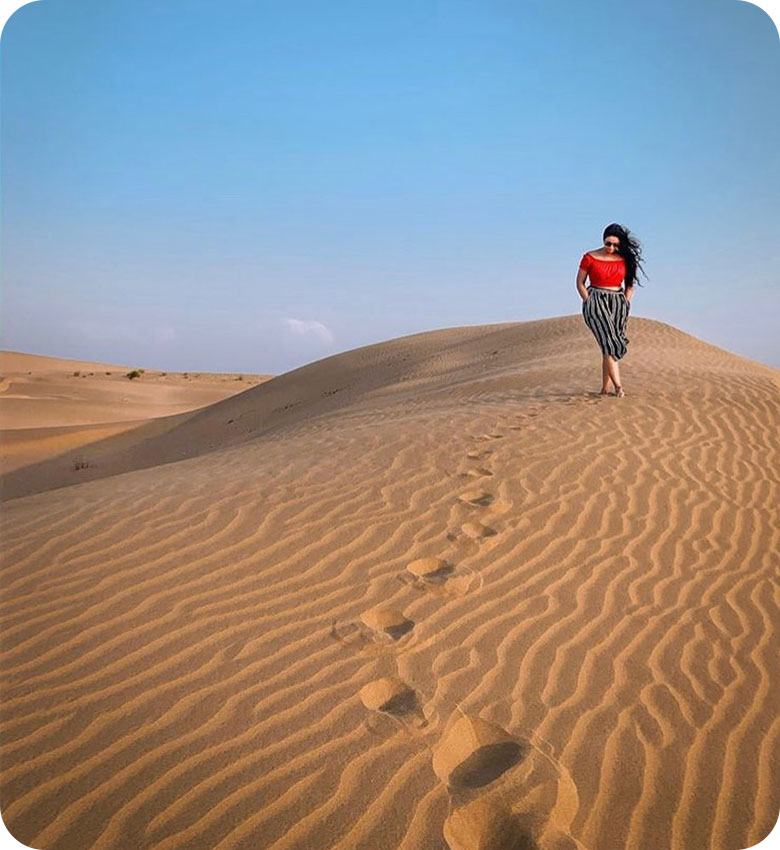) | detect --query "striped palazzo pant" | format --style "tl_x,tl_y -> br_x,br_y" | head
582,287 -> 630,360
